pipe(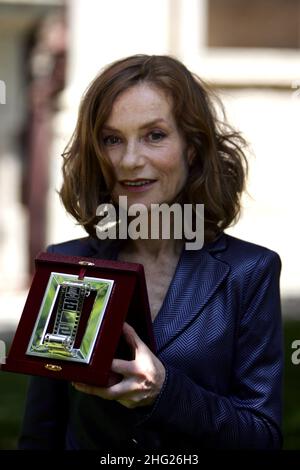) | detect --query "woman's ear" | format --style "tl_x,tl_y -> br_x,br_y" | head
187,147 -> 196,167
